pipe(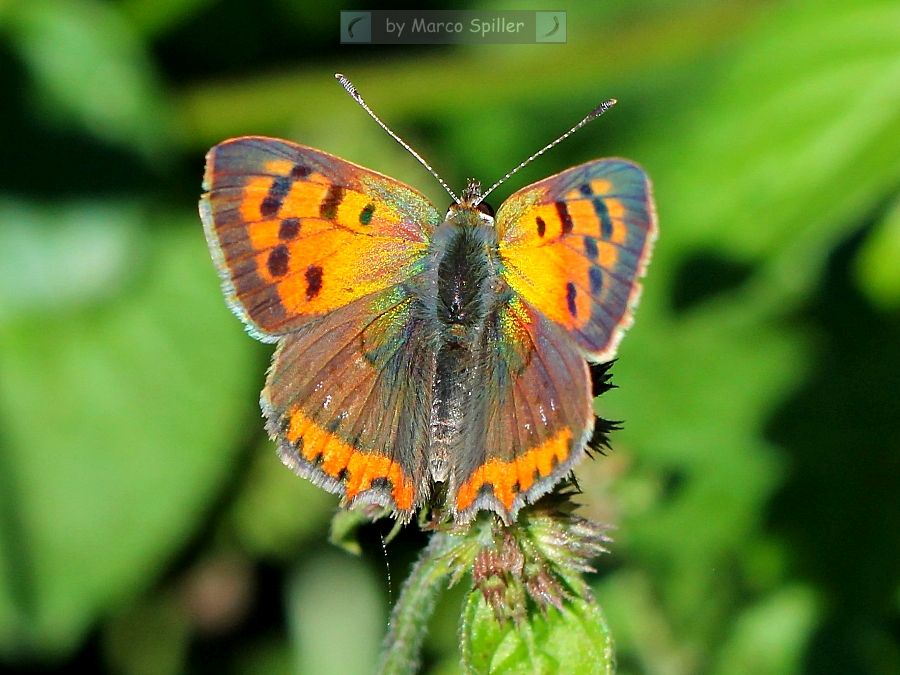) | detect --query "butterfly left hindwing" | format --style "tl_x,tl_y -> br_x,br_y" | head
263,285 -> 433,518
